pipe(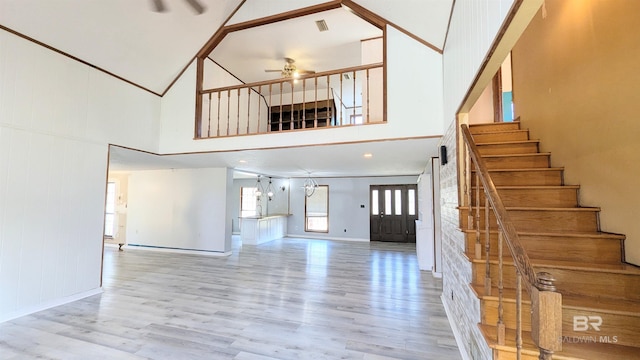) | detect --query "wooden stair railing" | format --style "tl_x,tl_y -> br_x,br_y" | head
461,124 -> 563,359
